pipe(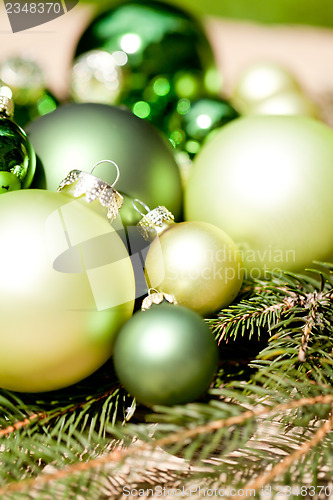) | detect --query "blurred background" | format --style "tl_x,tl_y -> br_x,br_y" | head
1,0 -> 333,109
